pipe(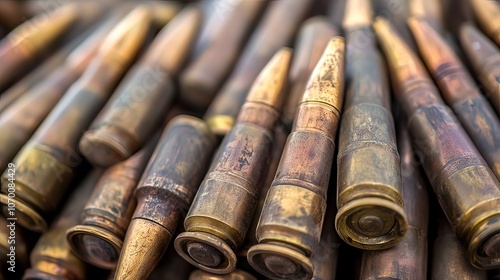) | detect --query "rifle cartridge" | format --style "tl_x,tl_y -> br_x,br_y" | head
80,6 -> 201,168
175,49 -> 292,274
374,17 -> 500,270
247,39 -> 344,280
459,23 -> 500,115
114,115 -> 217,280
0,3 -> 78,91
431,214 -> 488,280
0,7 -> 151,233
180,0 -> 266,110
336,0 -> 407,250
22,170 -> 102,280
470,0 -> 500,46
409,18 -> 500,181
204,0 -> 312,136
360,125 -> 429,280
282,16 -> 338,131
189,269 -> 257,280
